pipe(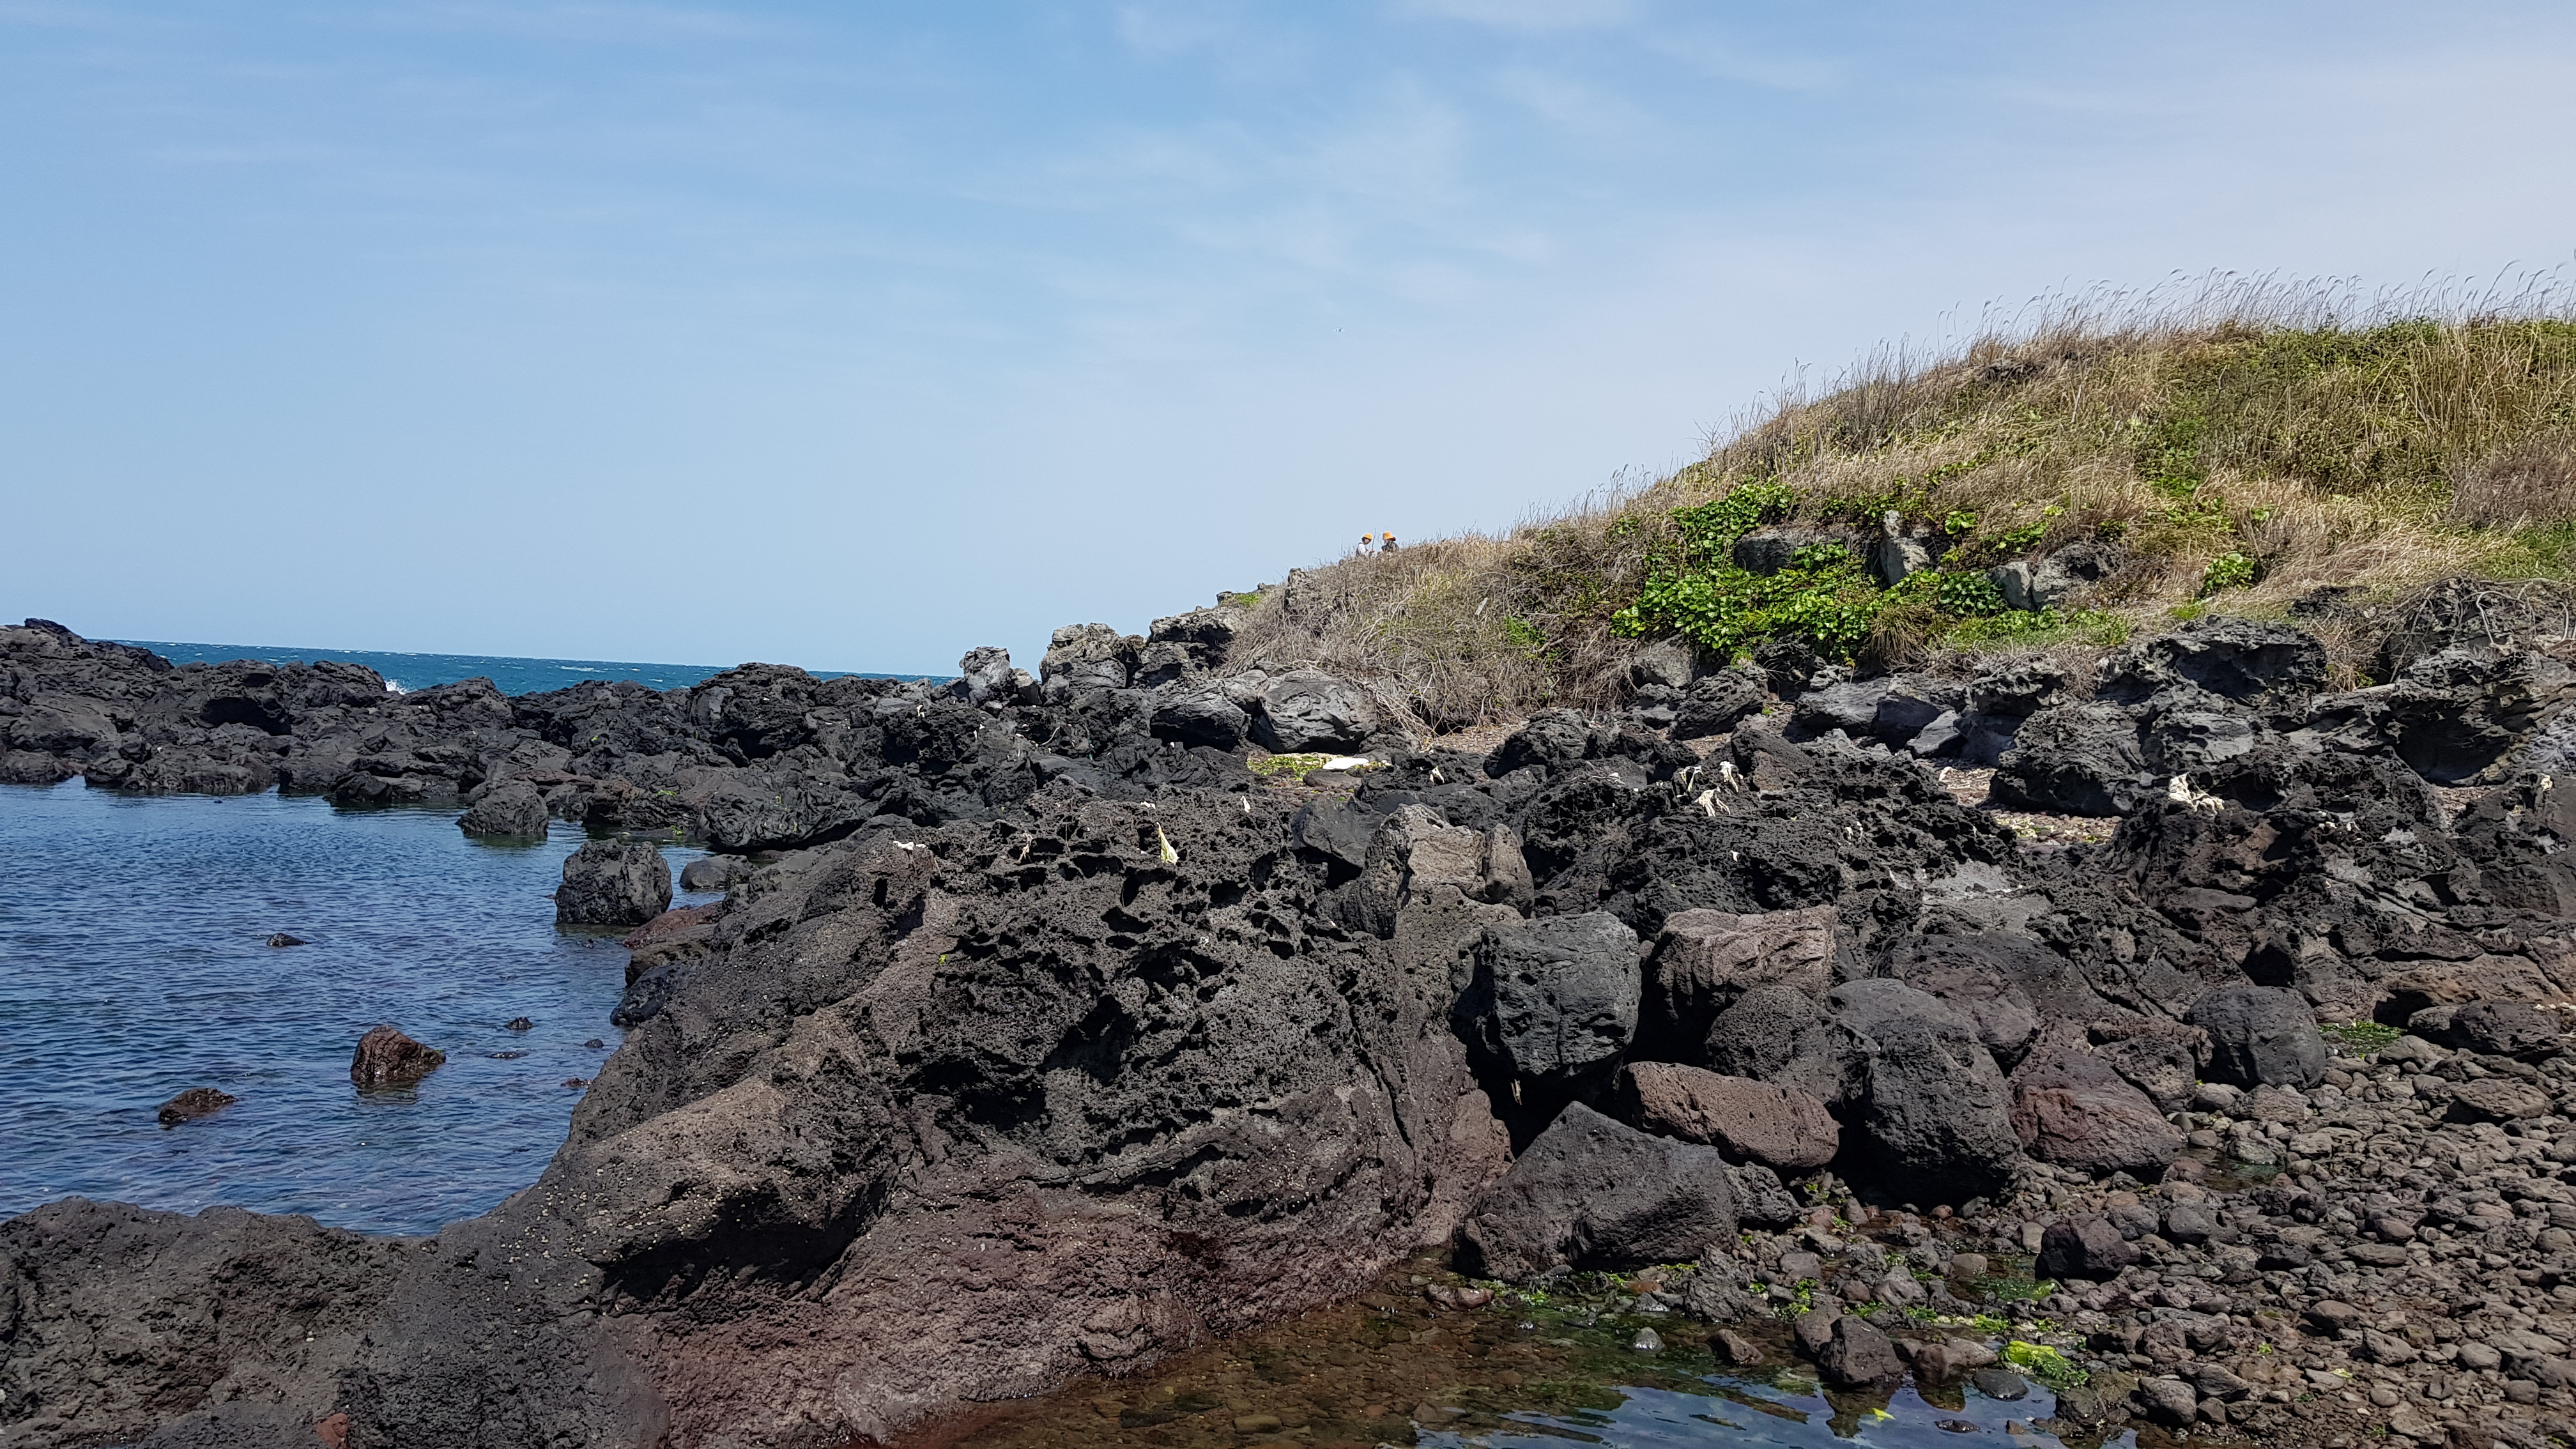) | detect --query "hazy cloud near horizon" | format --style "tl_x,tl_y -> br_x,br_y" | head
4,1 -> 2572,673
